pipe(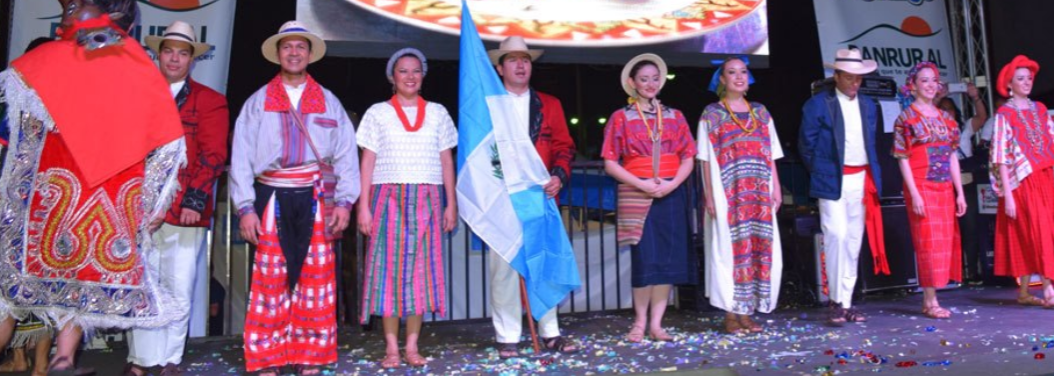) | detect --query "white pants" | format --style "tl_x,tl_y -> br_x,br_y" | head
489,250 -> 560,343
127,224 -> 209,367
819,171 -> 866,309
